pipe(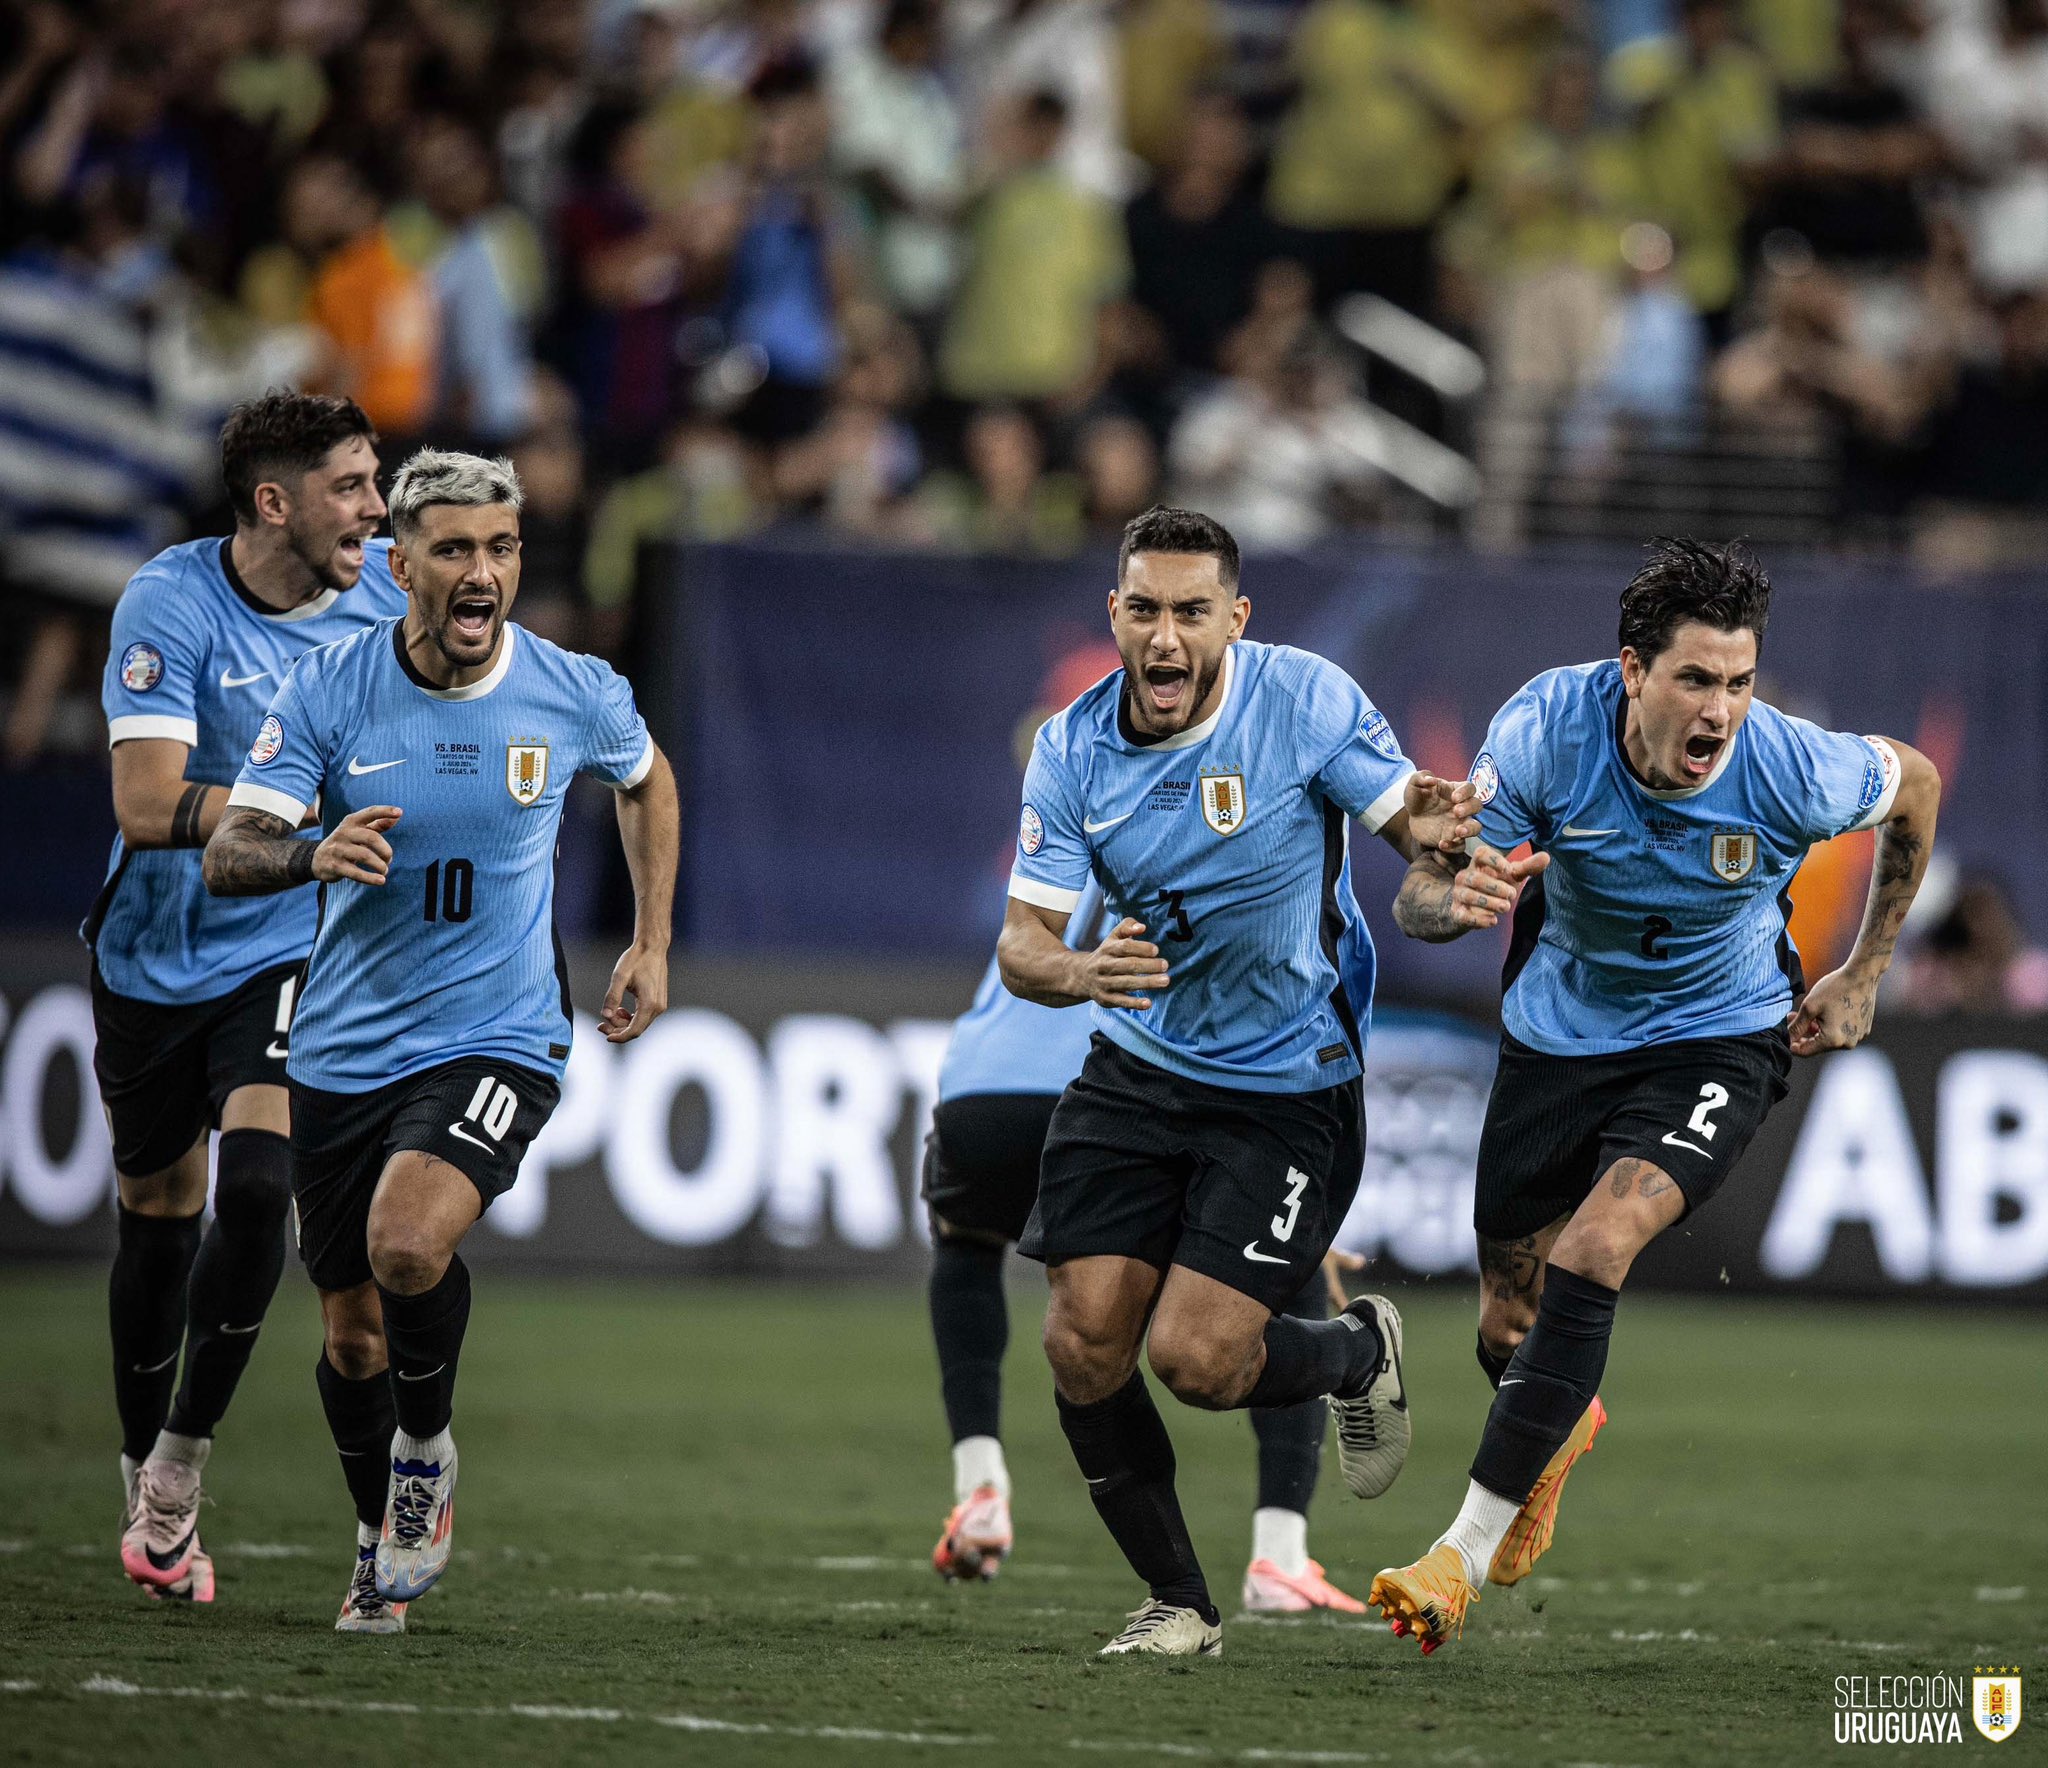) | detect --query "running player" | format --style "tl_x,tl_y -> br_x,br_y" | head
203,448 -> 677,1632
1368,538 -> 1940,1654
927,872 -> 1366,1615
999,505 -> 1493,1657
92,391 -> 399,1603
